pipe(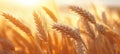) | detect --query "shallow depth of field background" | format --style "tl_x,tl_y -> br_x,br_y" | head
0,0 -> 120,54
